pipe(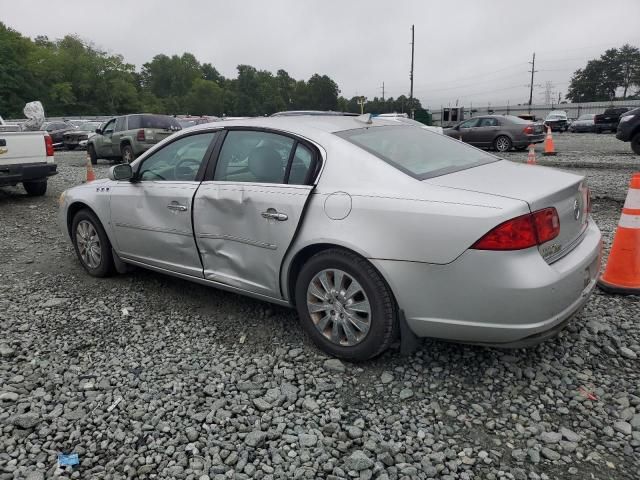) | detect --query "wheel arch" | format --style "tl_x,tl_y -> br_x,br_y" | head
285,242 -> 398,309
66,202 -> 114,249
